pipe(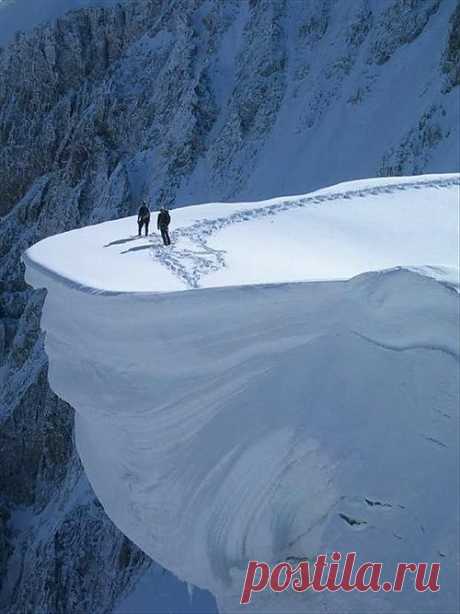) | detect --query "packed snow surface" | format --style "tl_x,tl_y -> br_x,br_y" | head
25,175 -> 460,293
24,175 -> 459,613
